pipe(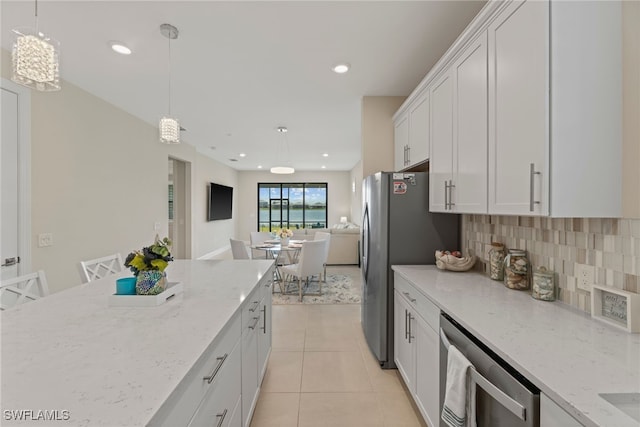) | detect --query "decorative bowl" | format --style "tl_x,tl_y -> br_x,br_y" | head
435,249 -> 476,272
